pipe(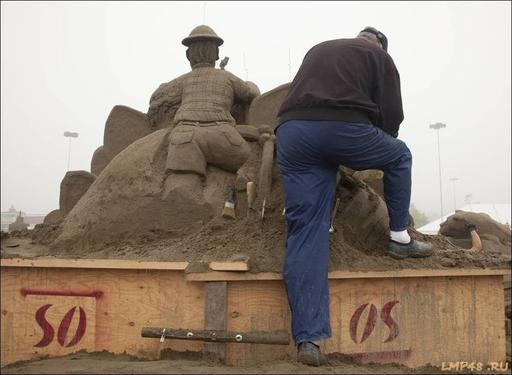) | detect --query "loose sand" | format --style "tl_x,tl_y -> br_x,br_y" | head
1,350 -> 449,375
